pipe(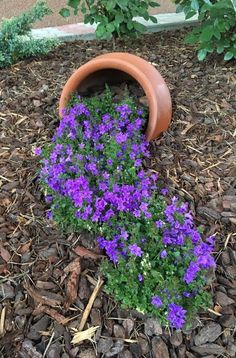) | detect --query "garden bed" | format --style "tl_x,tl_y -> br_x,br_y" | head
0,30 -> 235,358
